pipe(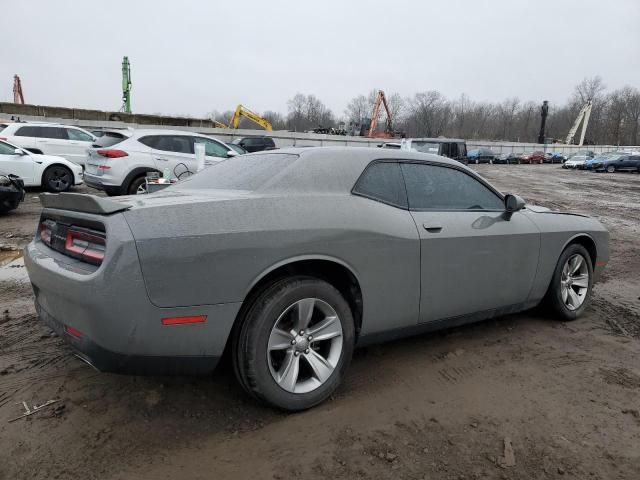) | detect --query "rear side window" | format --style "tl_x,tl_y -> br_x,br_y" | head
40,127 -> 68,140
139,135 -> 193,154
401,163 -> 503,211
264,137 -> 275,147
15,126 -> 42,137
66,128 -> 93,142
353,162 -> 407,208
243,138 -> 260,146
